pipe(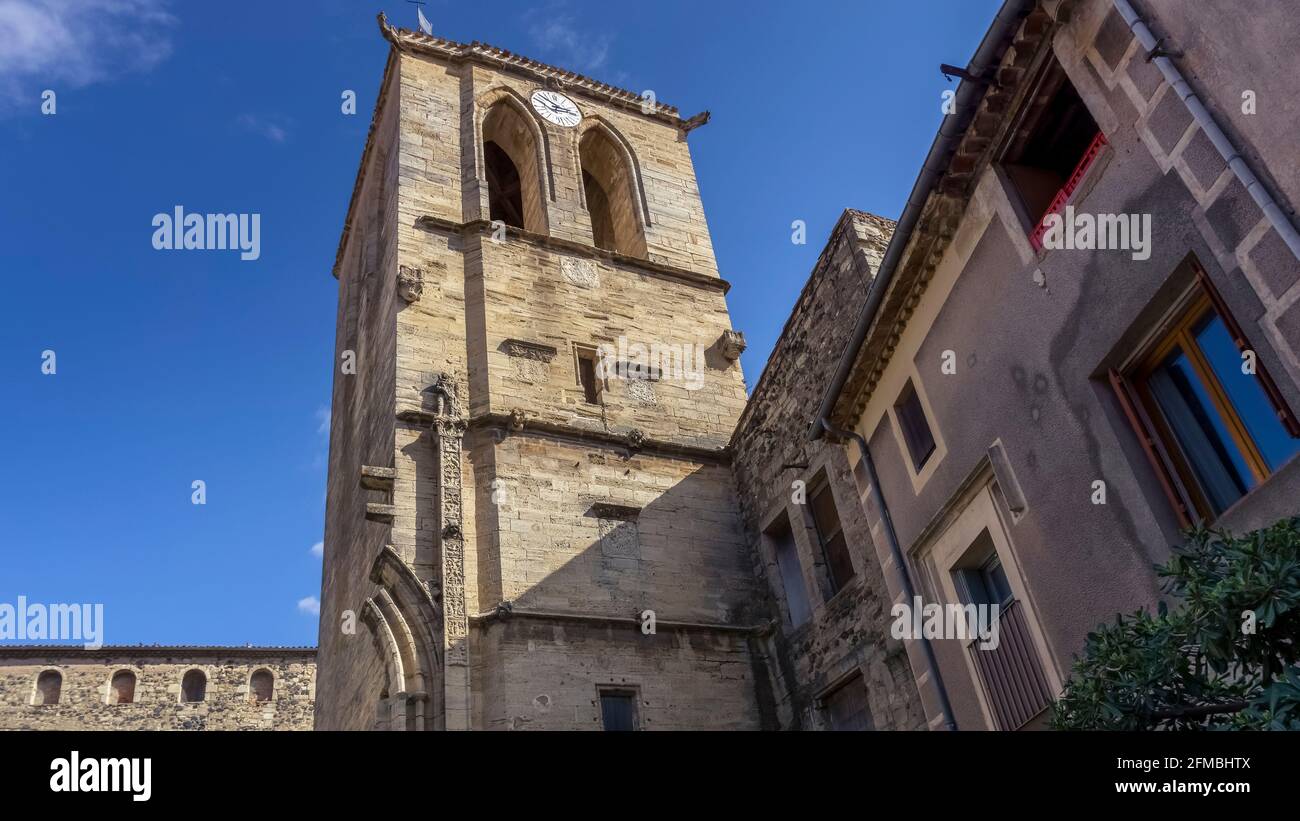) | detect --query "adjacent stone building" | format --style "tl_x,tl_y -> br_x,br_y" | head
730,210 -> 926,730
0,646 -> 315,730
